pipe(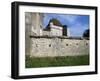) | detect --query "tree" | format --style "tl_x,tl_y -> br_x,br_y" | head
83,29 -> 89,38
